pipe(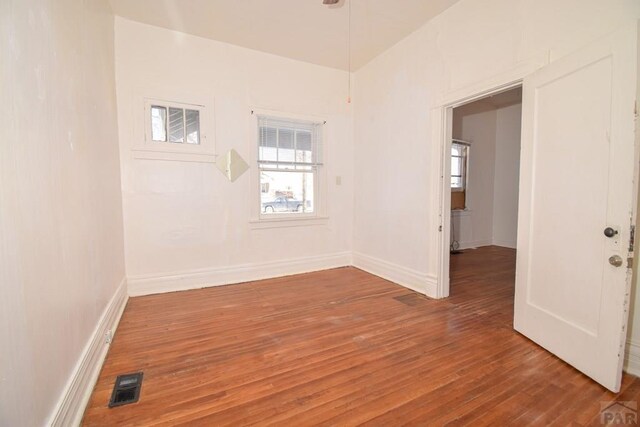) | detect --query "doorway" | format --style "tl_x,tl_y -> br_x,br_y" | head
447,87 -> 523,307
435,26 -> 636,392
